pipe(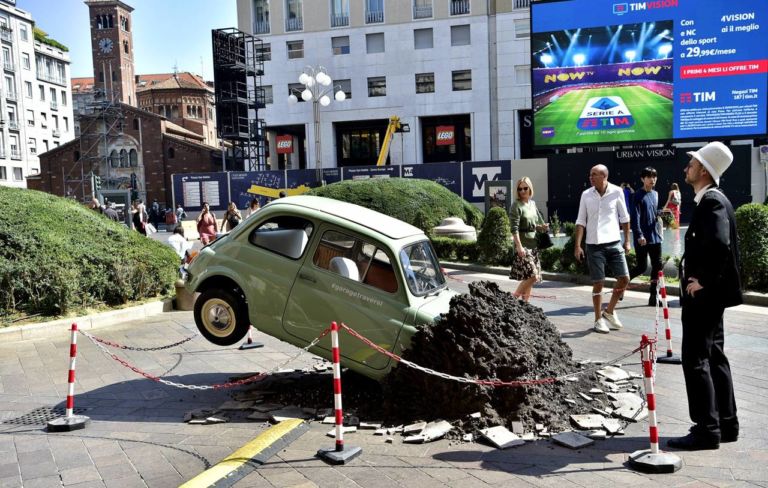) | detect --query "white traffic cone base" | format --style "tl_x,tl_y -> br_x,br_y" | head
628,449 -> 683,473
